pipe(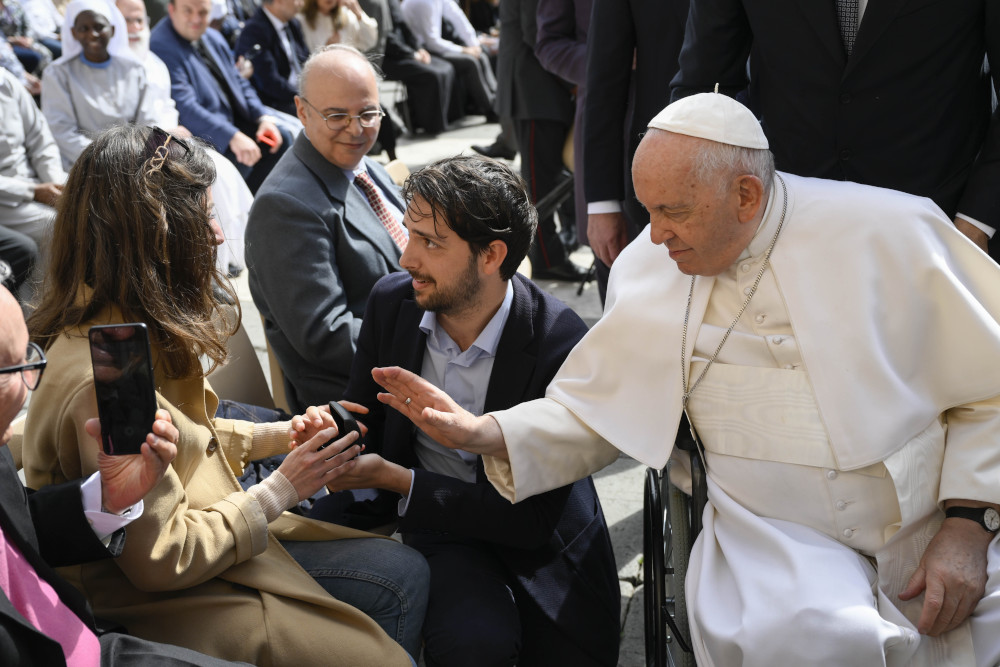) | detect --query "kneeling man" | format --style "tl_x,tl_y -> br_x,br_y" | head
297,155 -> 621,666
